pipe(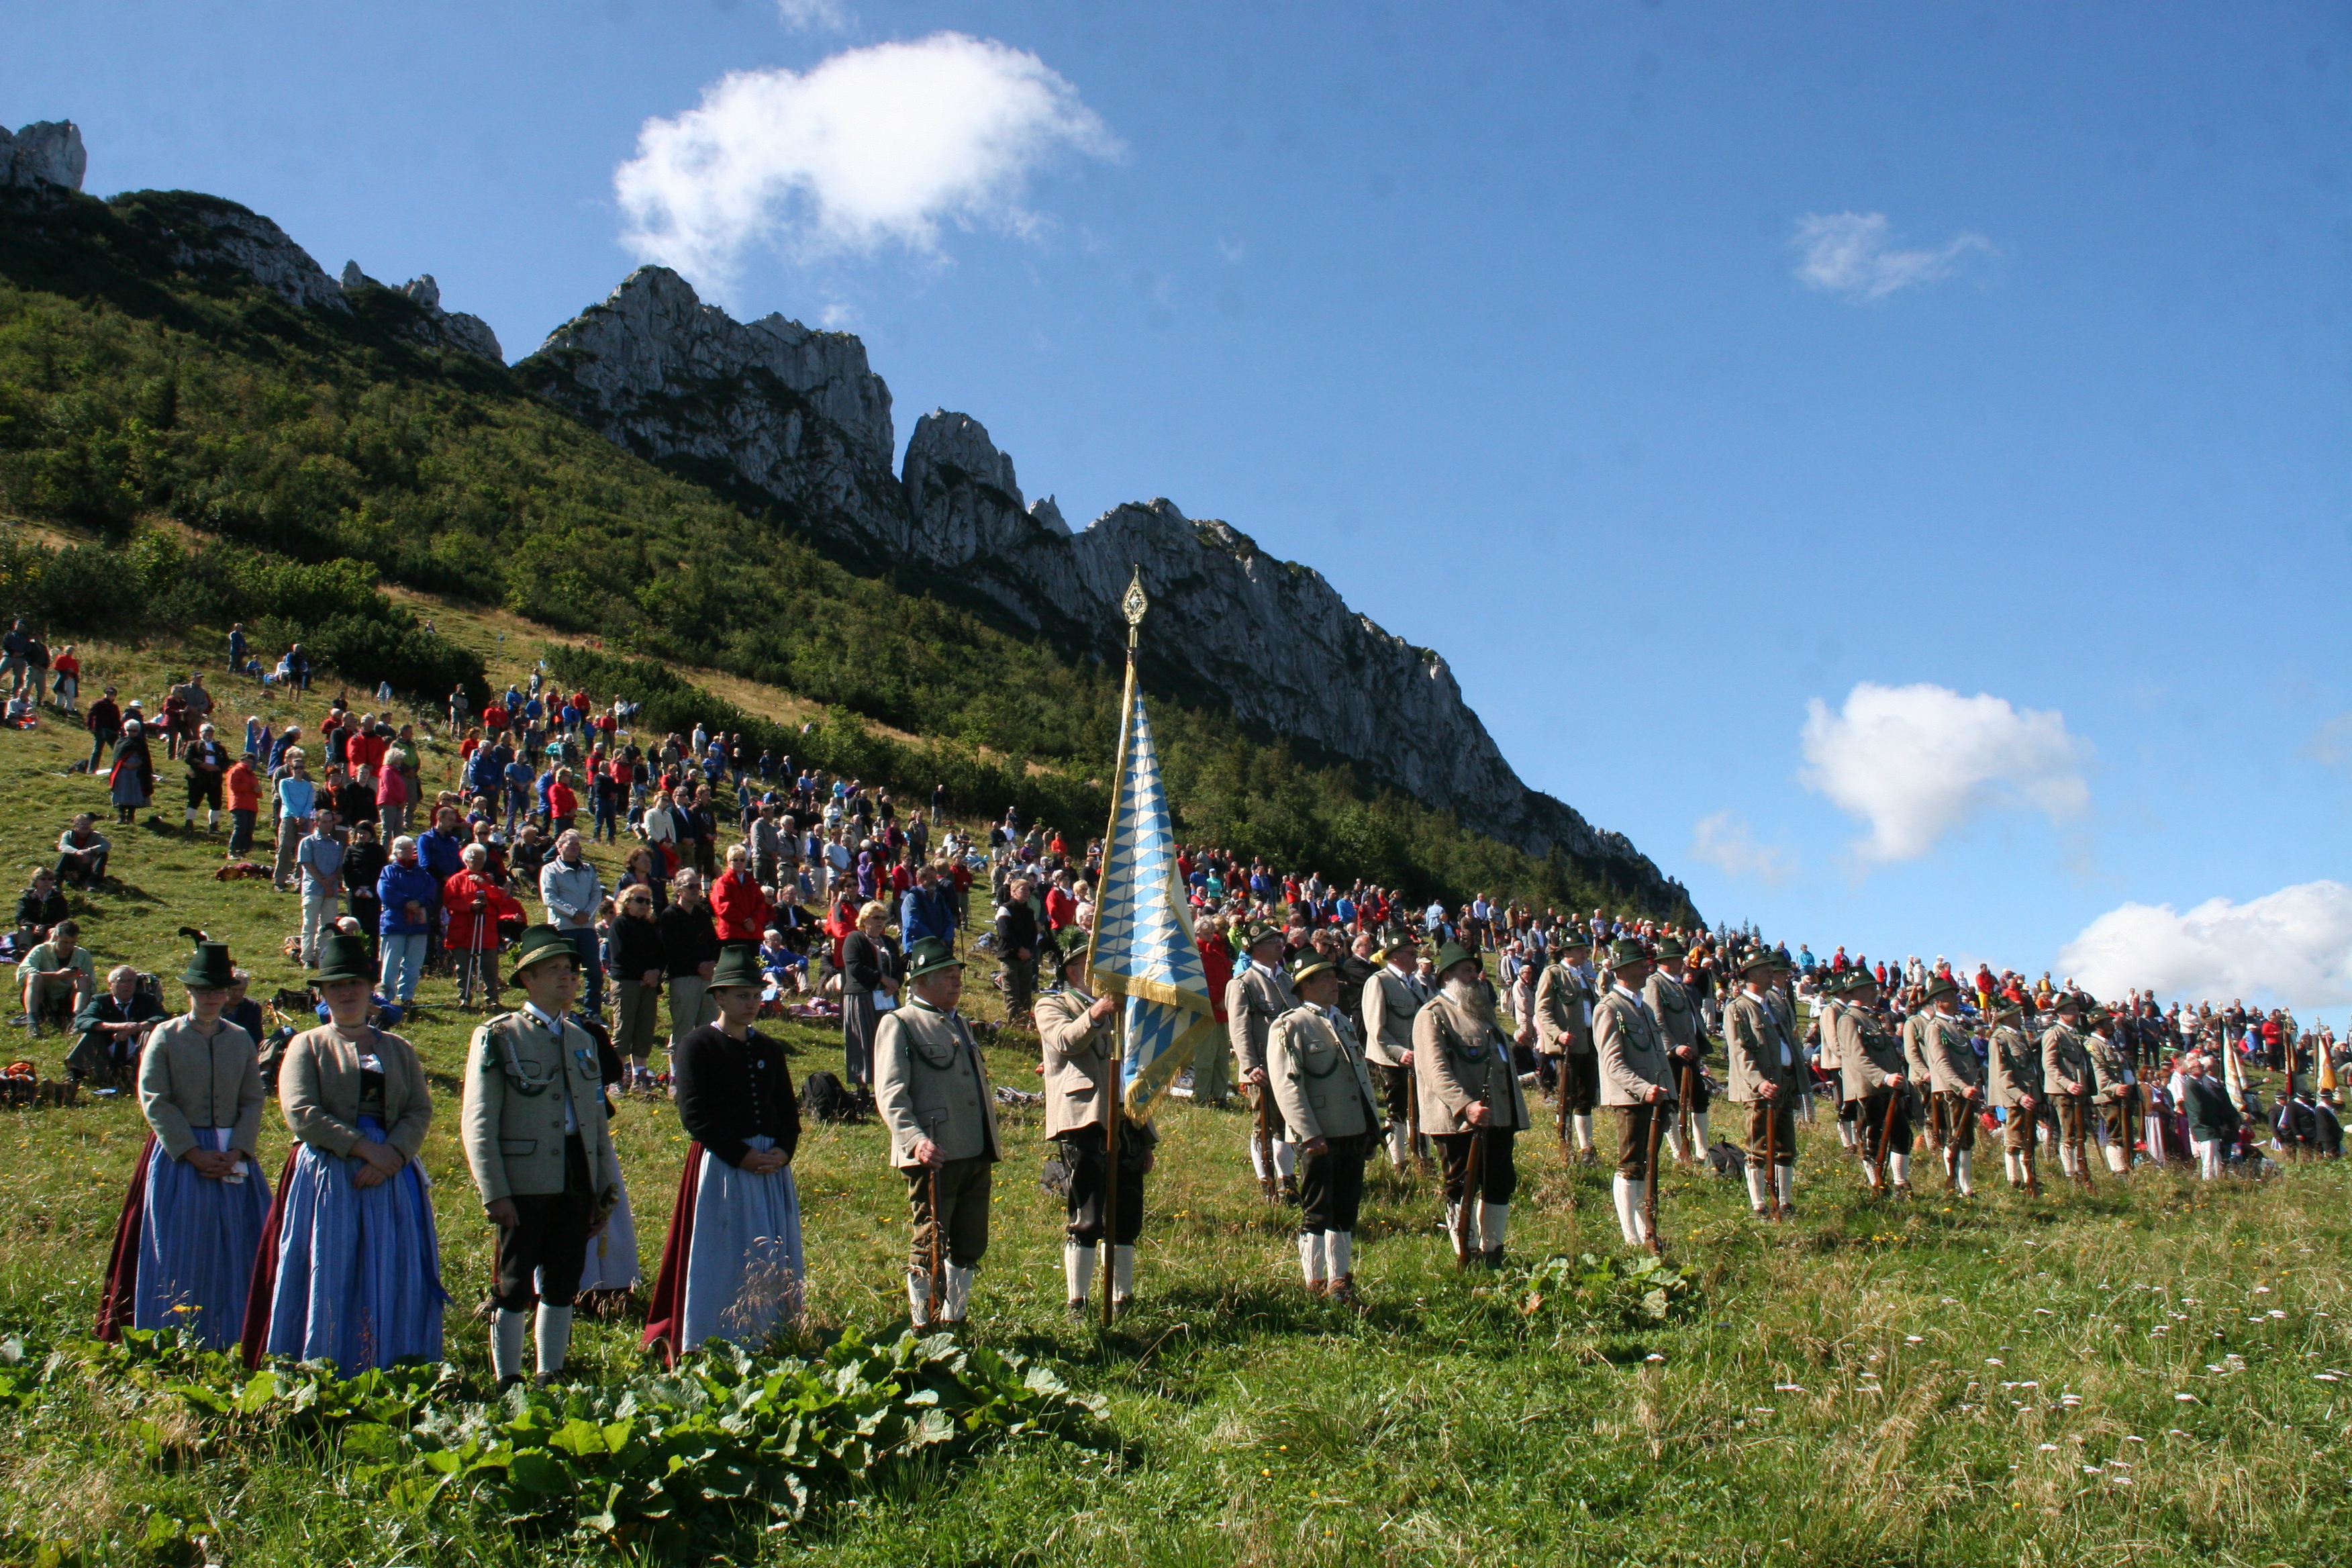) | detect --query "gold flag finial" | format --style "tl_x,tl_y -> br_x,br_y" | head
1121,566 -> 1148,649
